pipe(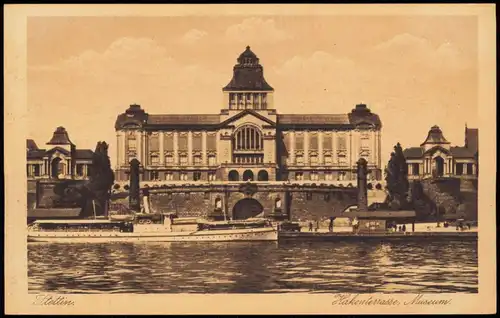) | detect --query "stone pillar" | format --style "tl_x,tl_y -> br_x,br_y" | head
173,131 -> 179,165
129,159 -> 141,212
289,131 -> 295,164
202,131 -> 207,165
67,159 -> 71,177
463,163 -> 468,175
135,131 -> 142,162
159,132 -> 165,165
116,133 -> 121,168
332,131 -> 337,164
318,132 -> 324,165
188,131 -> 193,165
121,132 -> 127,166
304,131 -> 309,165
372,130 -> 376,165
357,158 -> 368,211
